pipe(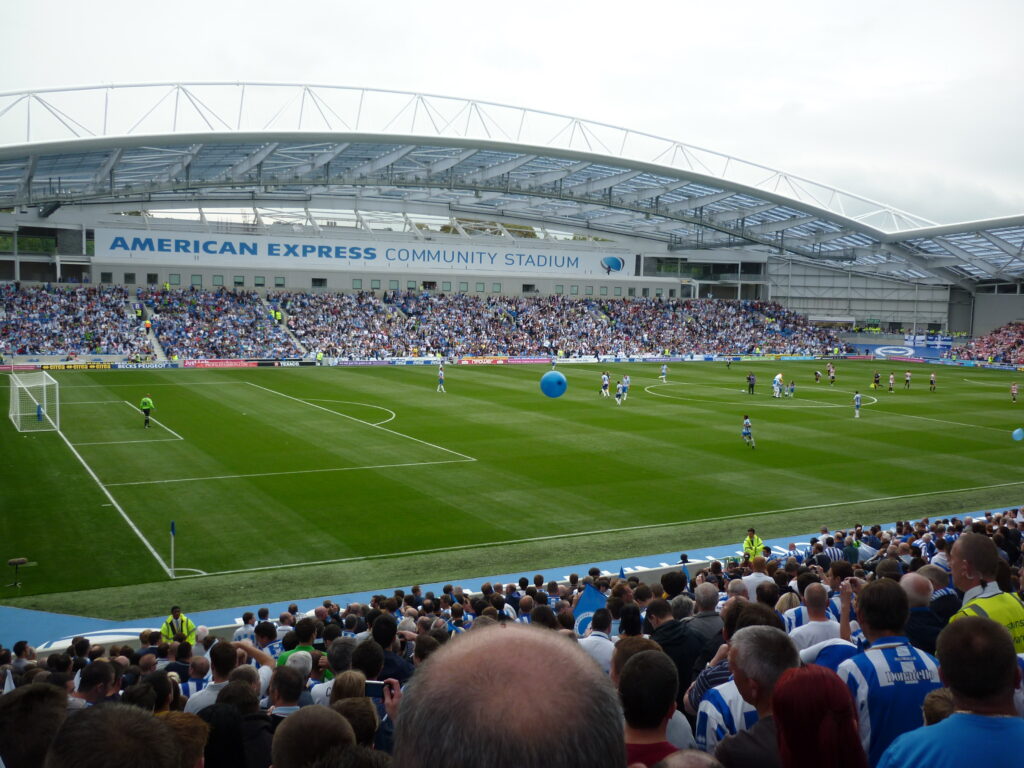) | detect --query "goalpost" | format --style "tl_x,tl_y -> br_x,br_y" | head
8,371 -> 60,432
